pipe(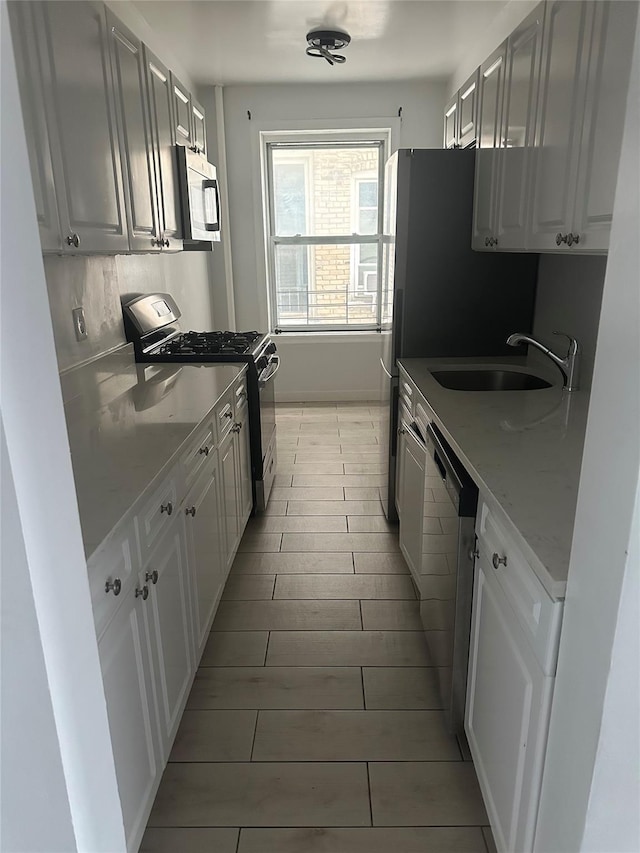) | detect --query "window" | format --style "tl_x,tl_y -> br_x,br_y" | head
264,136 -> 386,331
